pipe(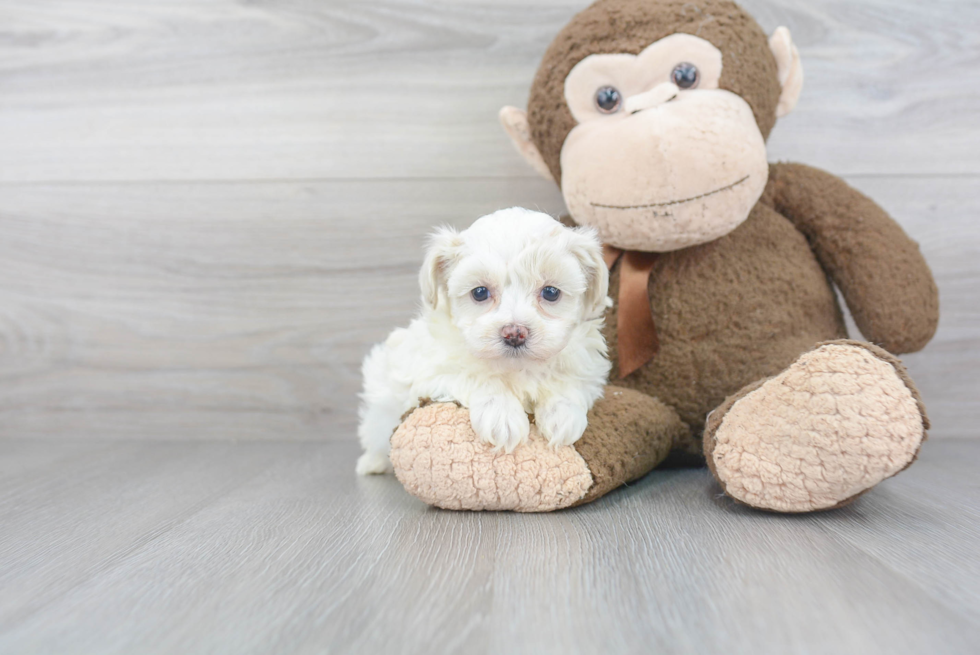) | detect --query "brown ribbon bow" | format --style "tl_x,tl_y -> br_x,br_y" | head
603,245 -> 660,378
